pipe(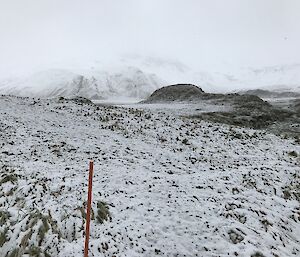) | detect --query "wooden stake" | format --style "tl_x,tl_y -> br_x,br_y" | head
84,160 -> 94,257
